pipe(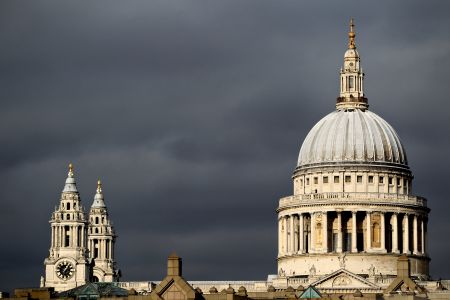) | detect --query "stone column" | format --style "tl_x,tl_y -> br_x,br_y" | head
392,213 -> 399,253
284,216 -> 288,255
290,215 -> 295,254
366,212 -> 372,251
421,218 -> 425,255
337,211 -> 343,253
68,226 -> 71,247
323,212 -> 328,253
413,215 -> 418,255
310,213 -> 316,253
294,215 -> 299,253
352,211 -> 358,253
109,239 -> 112,259
81,225 -> 84,249
403,214 -> 410,254
299,213 -> 304,253
55,226 -> 58,247
74,226 -> 77,247
60,226 -> 63,247
278,218 -> 282,255
381,212 -> 386,252
51,225 -> 54,248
